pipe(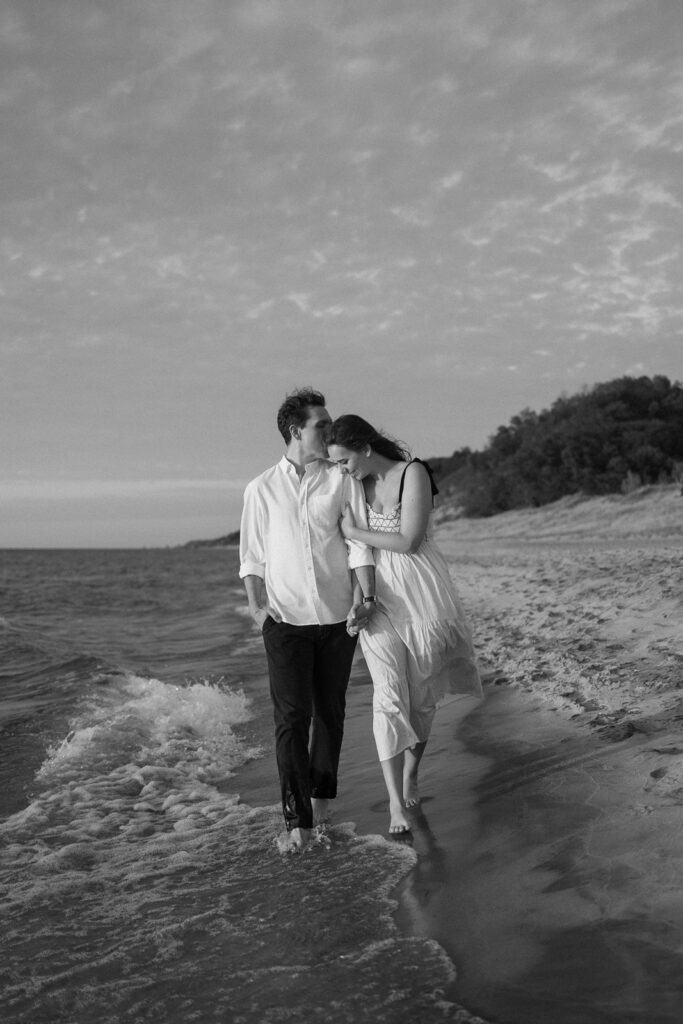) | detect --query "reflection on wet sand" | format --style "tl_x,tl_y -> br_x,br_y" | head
395,687 -> 683,1024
